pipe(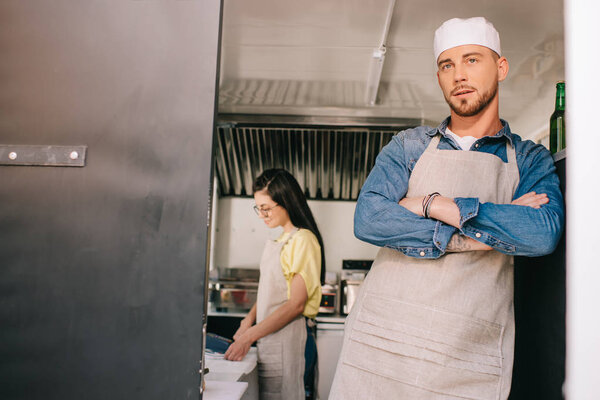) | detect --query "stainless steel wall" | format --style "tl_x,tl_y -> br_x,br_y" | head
0,1 -> 221,399
214,115 -> 419,200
